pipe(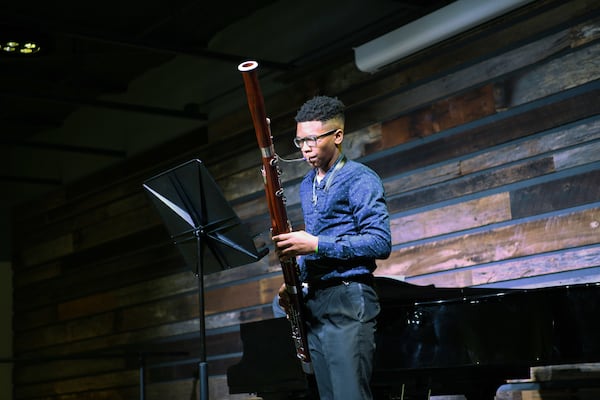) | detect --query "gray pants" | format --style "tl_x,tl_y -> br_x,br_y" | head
305,281 -> 380,400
